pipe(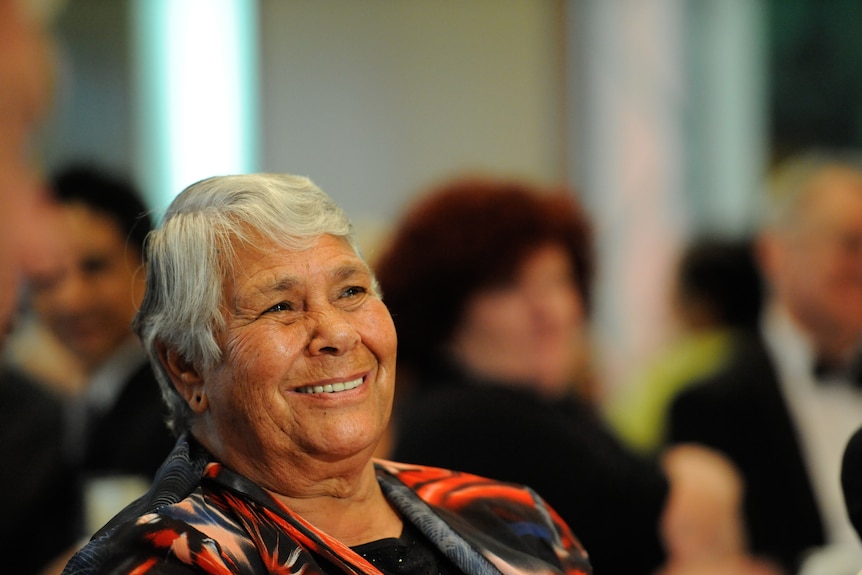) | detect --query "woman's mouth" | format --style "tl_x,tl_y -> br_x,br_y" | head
295,377 -> 365,394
